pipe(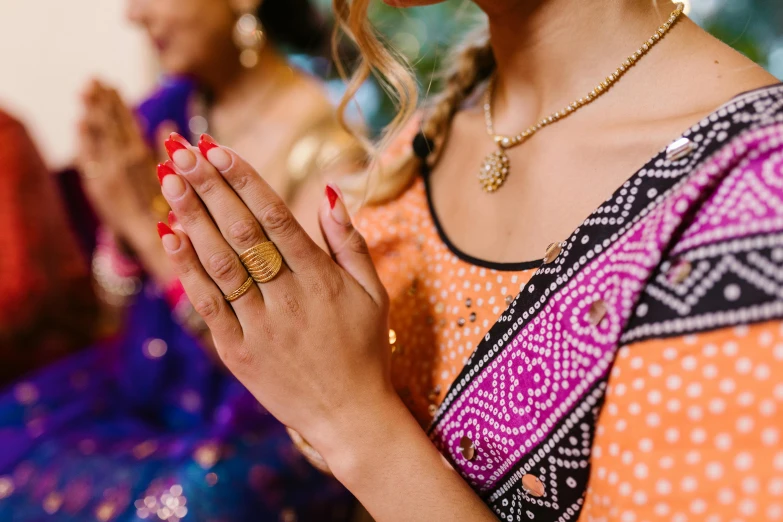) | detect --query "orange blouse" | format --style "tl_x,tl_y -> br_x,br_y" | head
581,320 -> 783,521
358,147 -> 783,522
359,176 -> 783,522
358,177 -> 538,426
357,87 -> 783,520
